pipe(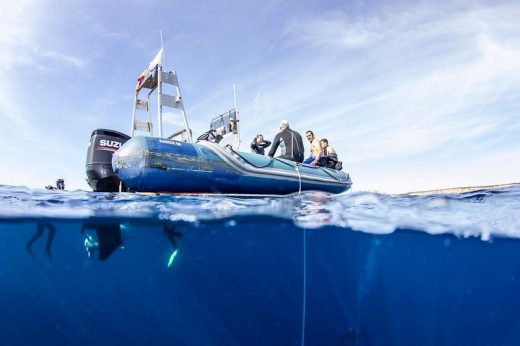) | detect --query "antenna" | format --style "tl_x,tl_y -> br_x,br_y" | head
233,83 -> 238,110
233,83 -> 241,148
157,30 -> 166,138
